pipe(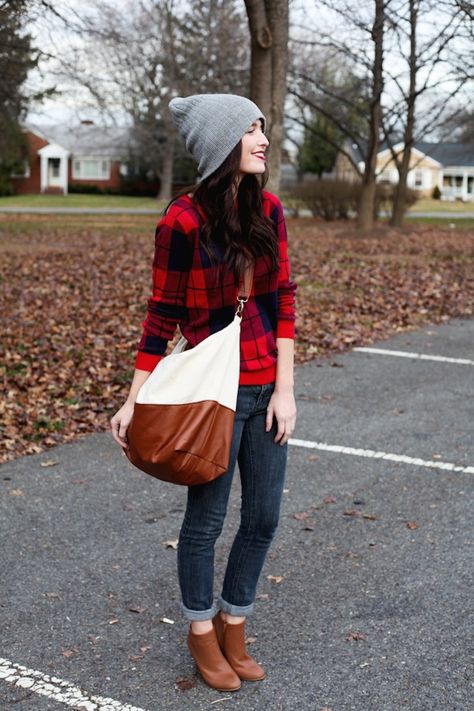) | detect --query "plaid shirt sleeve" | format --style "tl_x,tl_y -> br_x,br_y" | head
273,197 -> 297,339
134,213 -> 194,371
